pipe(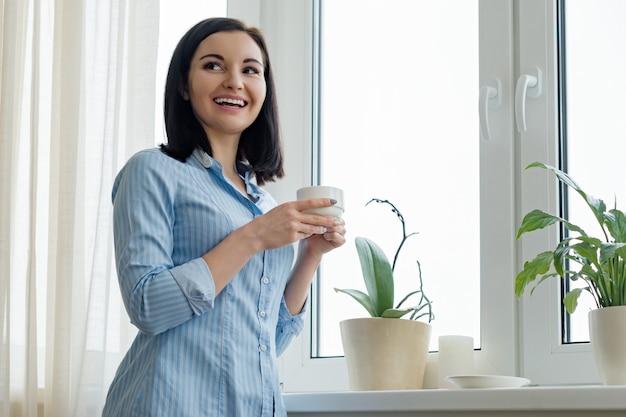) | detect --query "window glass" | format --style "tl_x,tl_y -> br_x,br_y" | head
562,0 -> 626,343
315,0 -> 480,356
